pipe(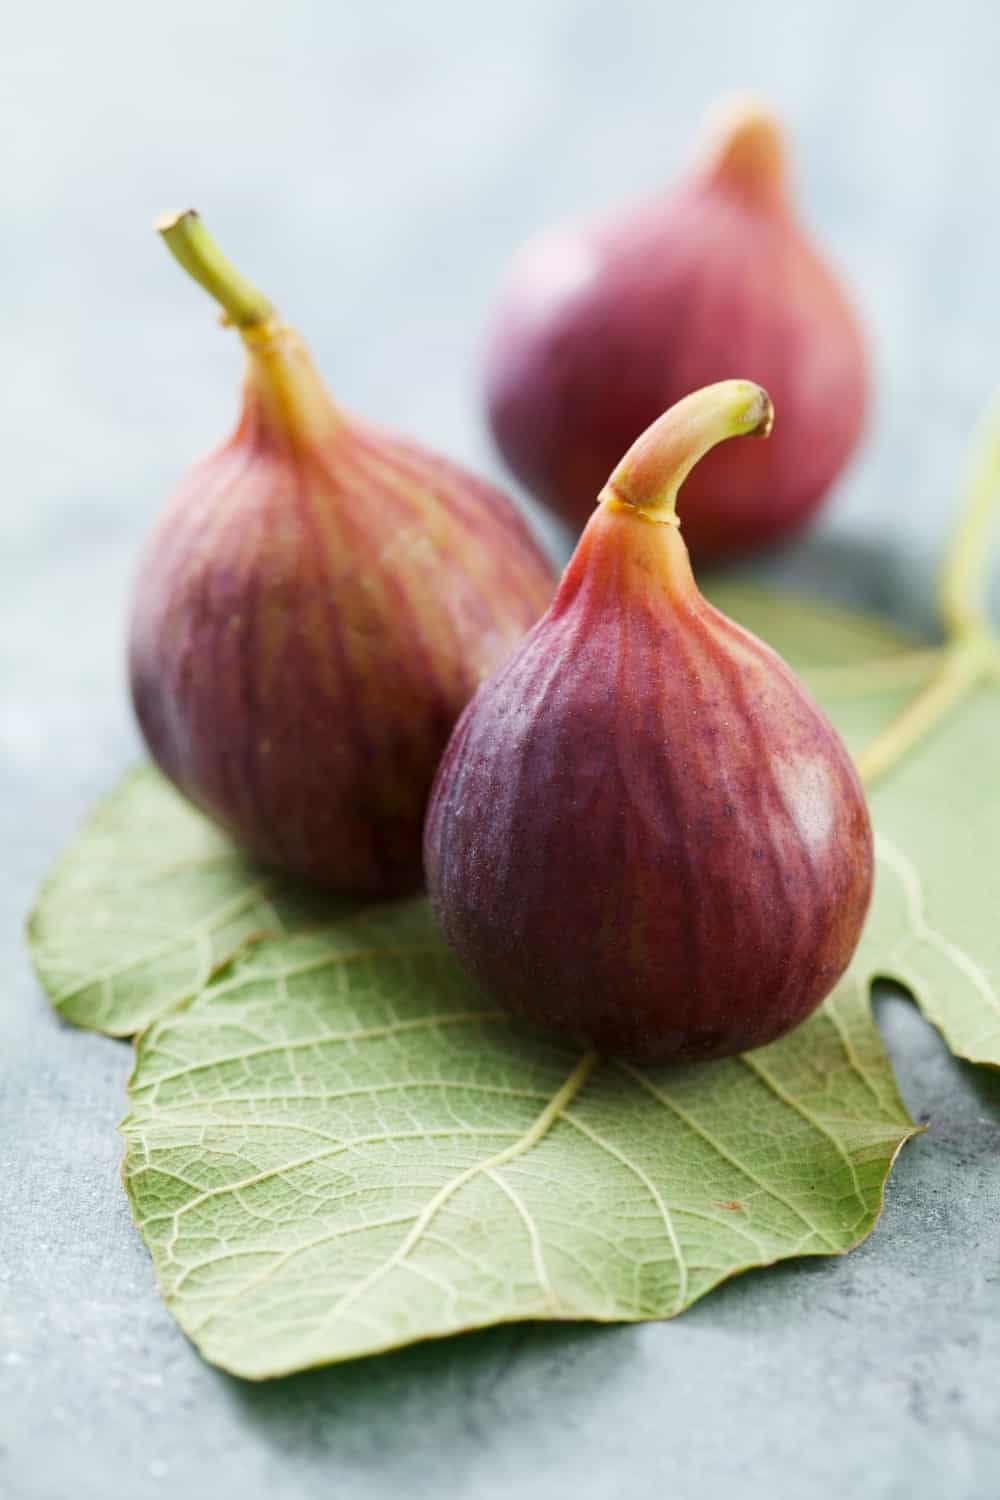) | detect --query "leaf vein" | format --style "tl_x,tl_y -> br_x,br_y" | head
616,1062 -> 839,1250
561,1112 -> 689,1313
302,1051 -> 599,1336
